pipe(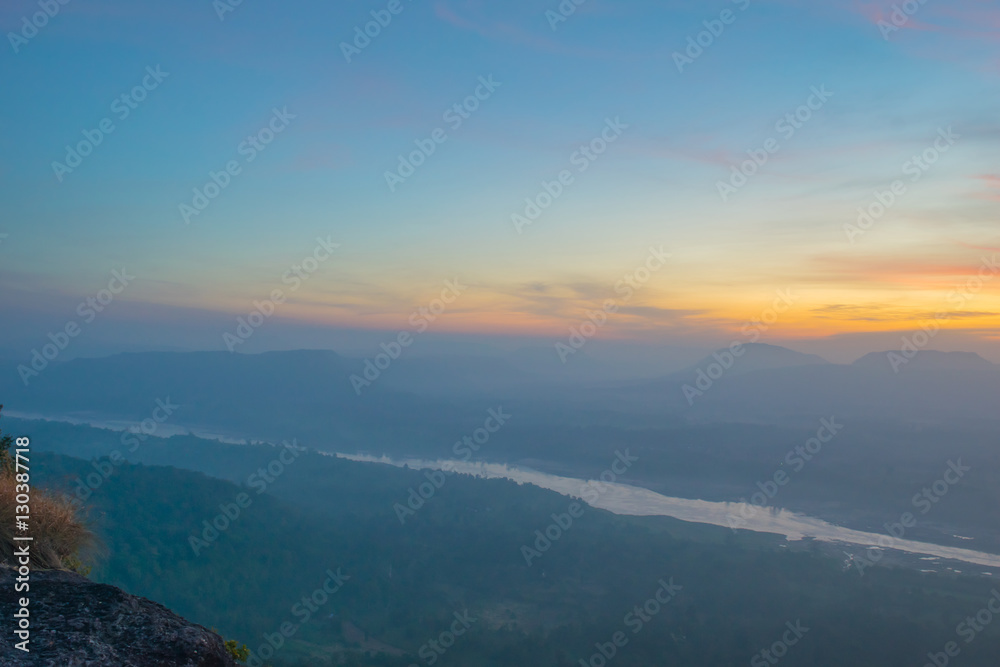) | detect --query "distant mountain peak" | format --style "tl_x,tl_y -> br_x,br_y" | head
853,349 -> 994,371
683,343 -> 830,377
